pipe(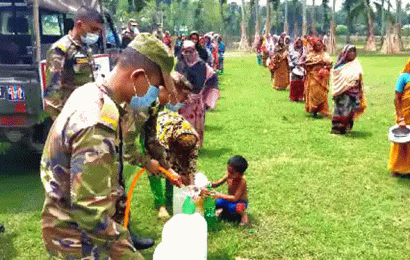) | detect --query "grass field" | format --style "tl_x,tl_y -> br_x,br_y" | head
1,51 -> 410,259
